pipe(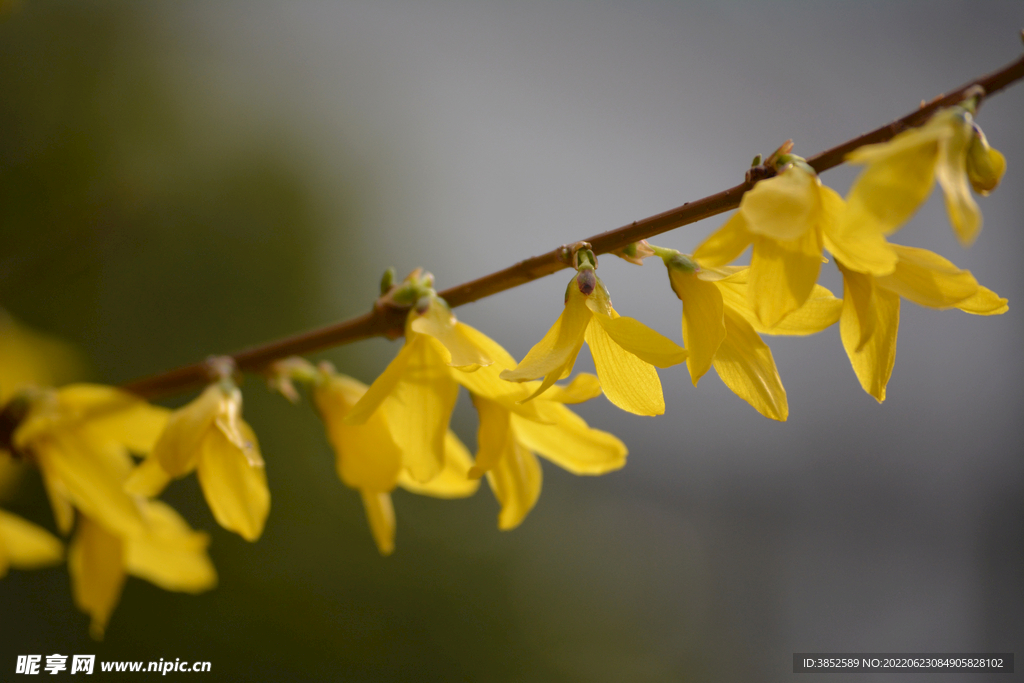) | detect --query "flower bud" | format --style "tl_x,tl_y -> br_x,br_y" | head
575,268 -> 597,295
965,124 -> 1006,196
